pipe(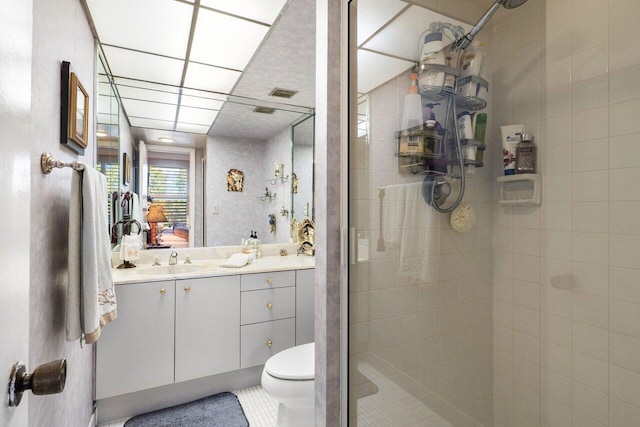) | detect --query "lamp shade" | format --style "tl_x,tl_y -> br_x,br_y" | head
146,204 -> 168,223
